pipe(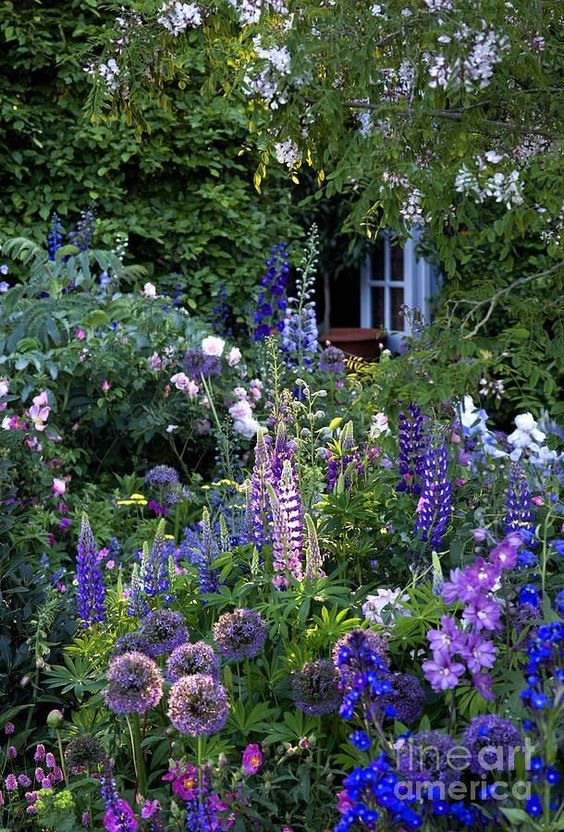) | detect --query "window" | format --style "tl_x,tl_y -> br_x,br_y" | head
360,230 -> 434,339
